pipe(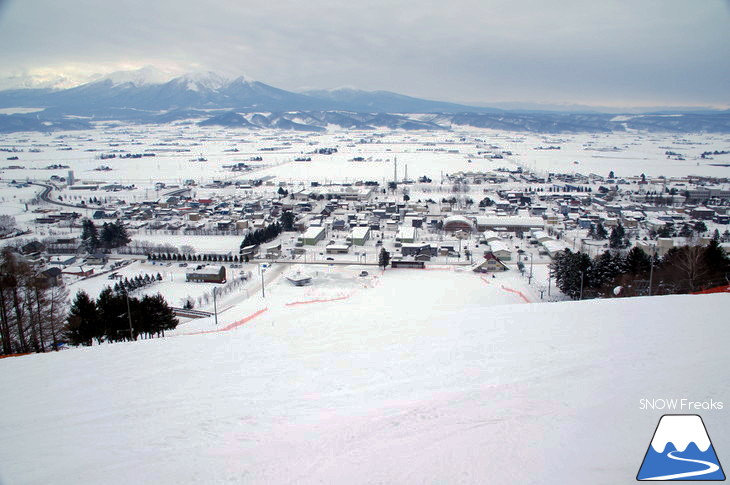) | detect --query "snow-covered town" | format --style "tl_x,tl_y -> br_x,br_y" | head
0,124 -> 728,482
2,127 -> 729,304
